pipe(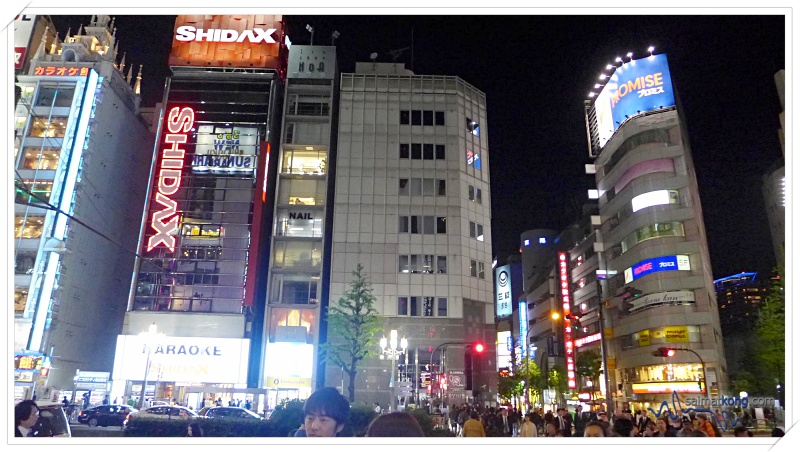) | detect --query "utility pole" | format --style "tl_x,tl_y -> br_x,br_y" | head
595,229 -> 614,414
